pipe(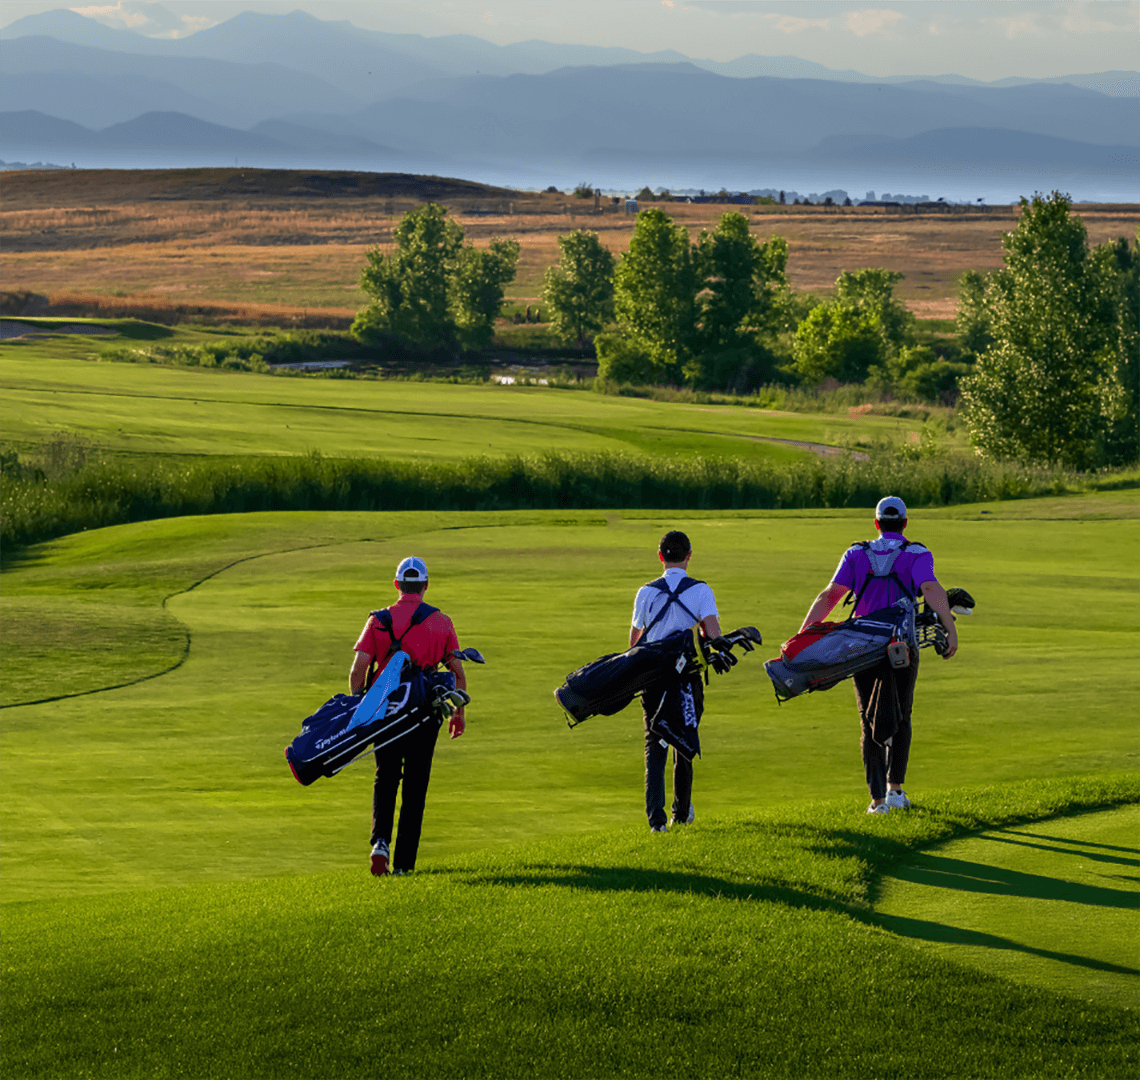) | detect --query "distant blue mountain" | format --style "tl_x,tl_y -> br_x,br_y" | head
0,109 -> 404,168
97,112 -> 289,152
1,9 -> 1135,199
1,109 -> 96,150
2,7 -> 1135,101
290,65 -> 1136,160
0,35 -> 362,128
